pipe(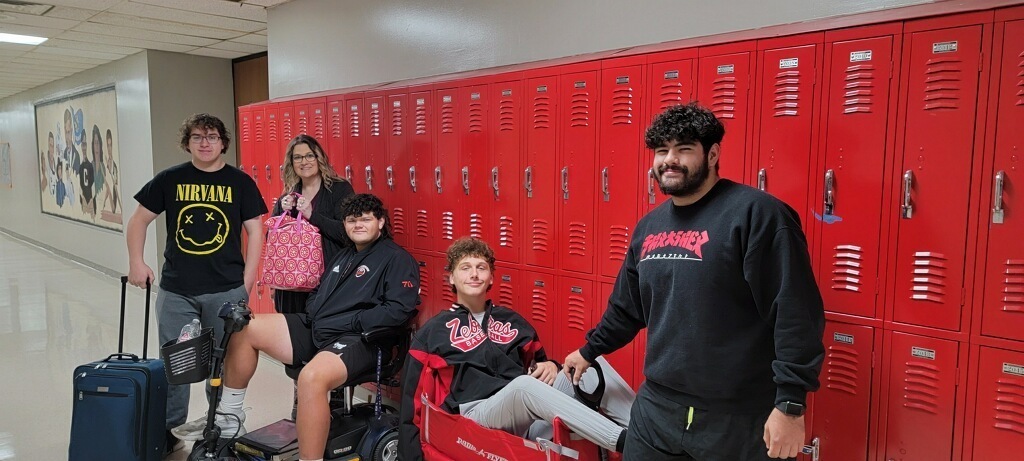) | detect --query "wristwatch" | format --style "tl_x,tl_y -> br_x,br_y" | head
776,401 -> 806,417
